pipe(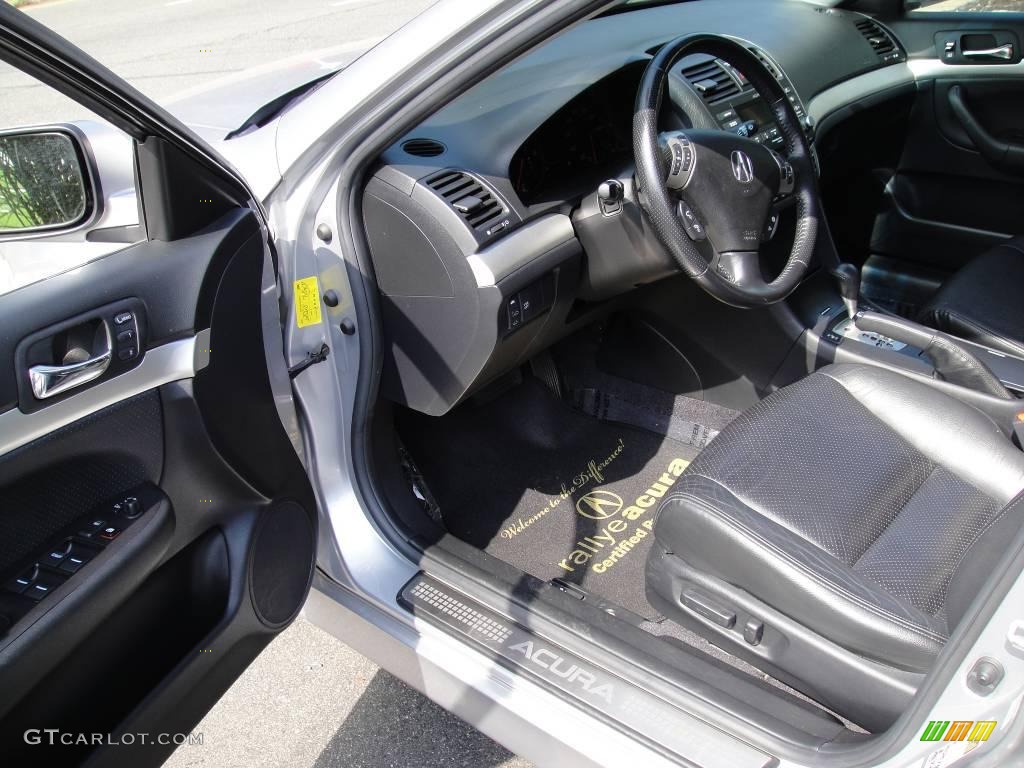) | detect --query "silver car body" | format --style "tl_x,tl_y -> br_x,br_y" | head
3,1 -> 1023,765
